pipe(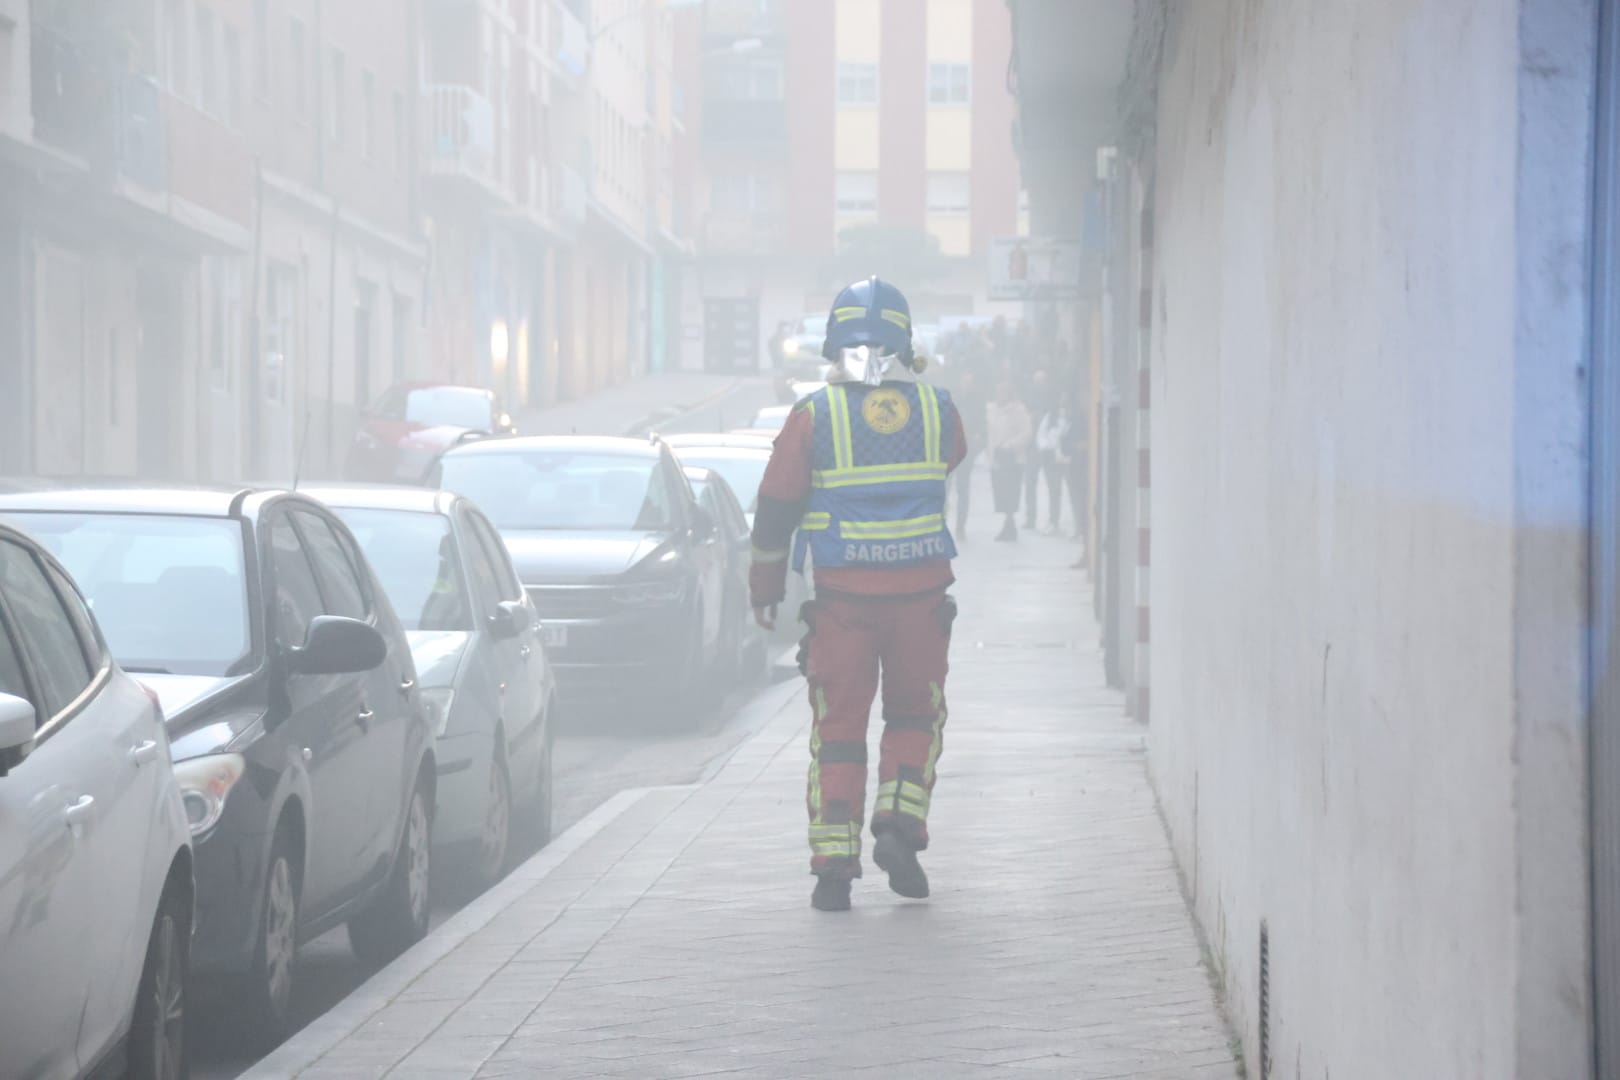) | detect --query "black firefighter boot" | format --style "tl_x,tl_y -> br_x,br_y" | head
872,831 -> 930,899
811,875 -> 853,912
